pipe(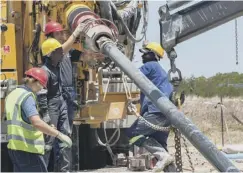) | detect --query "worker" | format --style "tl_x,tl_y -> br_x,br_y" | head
44,21 -> 81,134
38,28 -> 82,171
5,67 -> 72,172
43,21 -> 104,171
126,42 -> 174,172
